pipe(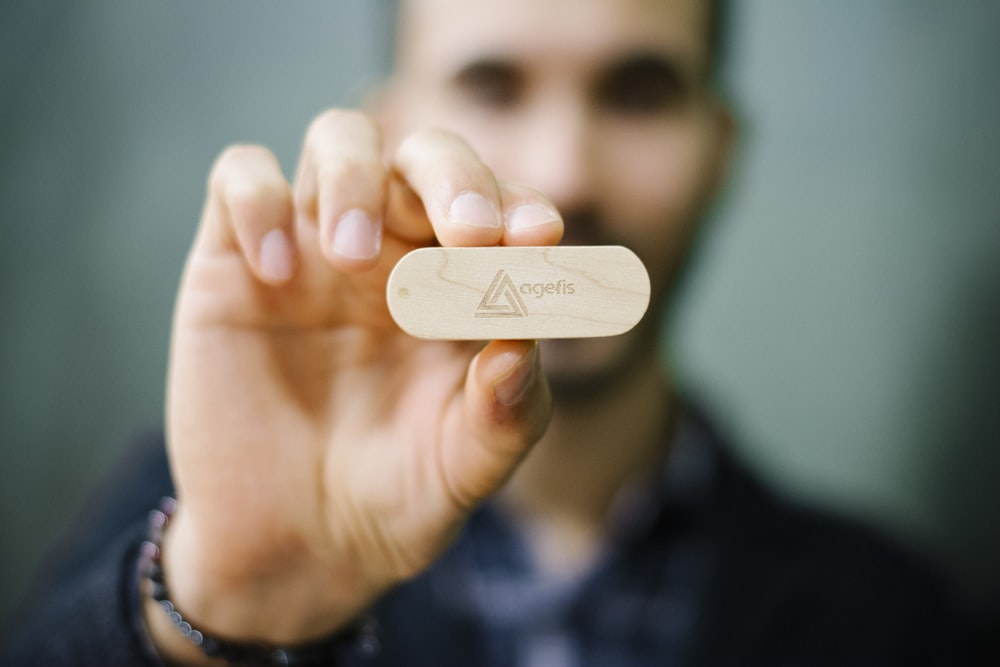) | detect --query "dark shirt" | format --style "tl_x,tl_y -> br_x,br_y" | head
379,411 -> 717,667
0,407 -> 967,666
